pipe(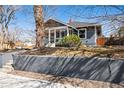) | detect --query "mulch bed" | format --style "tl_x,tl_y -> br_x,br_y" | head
8,70 -> 124,88
20,46 -> 124,59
